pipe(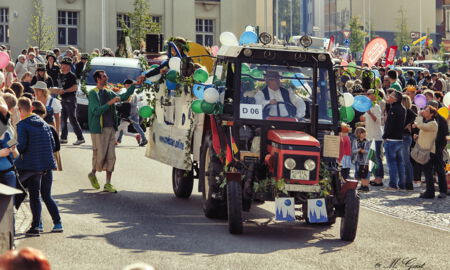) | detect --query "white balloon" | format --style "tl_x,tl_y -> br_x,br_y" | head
204,87 -> 220,103
444,92 -> 450,107
168,57 -> 181,72
245,26 -> 255,32
220,32 -> 239,47
342,92 -> 354,107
